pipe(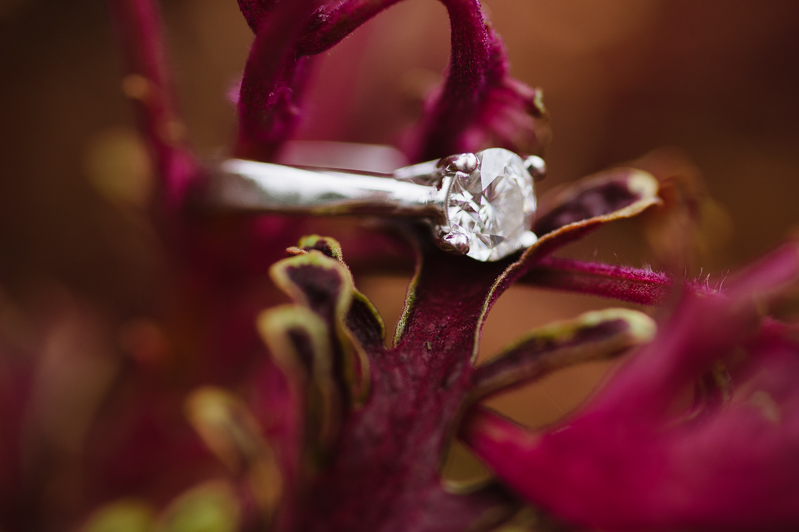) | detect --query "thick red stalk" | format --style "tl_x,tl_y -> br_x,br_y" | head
235,0 -> 548,162
235,0 -> 320,161
298,0 -> 404,55
414,0 -> 490,160
237,0 -> 279,33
